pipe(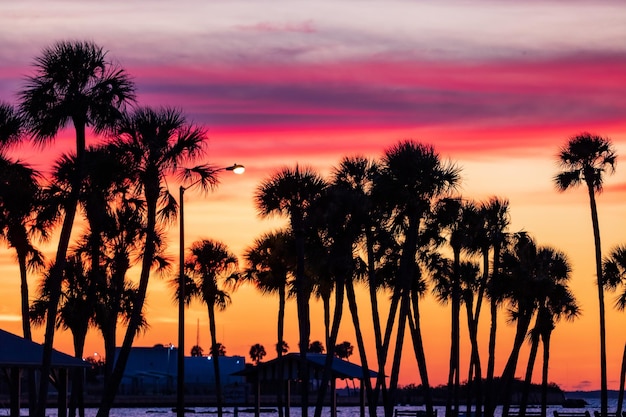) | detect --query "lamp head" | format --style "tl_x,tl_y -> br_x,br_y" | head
225,163 -> 245,174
